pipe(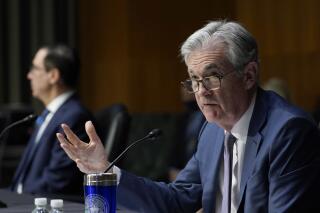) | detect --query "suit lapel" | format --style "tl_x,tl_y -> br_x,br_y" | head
238,88 -> 267,207
11,129 -> 37,186
200,124 -> 224,212
210,129 -> 225,211
20,128 -> 47,181
12,123 -> 44,185
238,132 -> 262,203
26,97 -> 72,163
34,95 -> 74,146
23,113 -> 56,174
